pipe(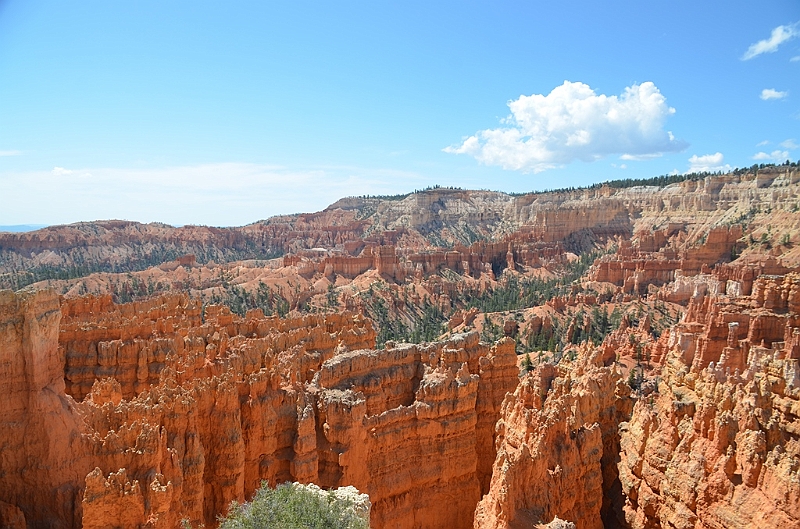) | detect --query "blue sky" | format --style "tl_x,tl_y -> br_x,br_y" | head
0,1 -> 798,226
